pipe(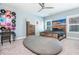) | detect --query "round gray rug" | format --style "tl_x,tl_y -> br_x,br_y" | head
23,36 -> 62,55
